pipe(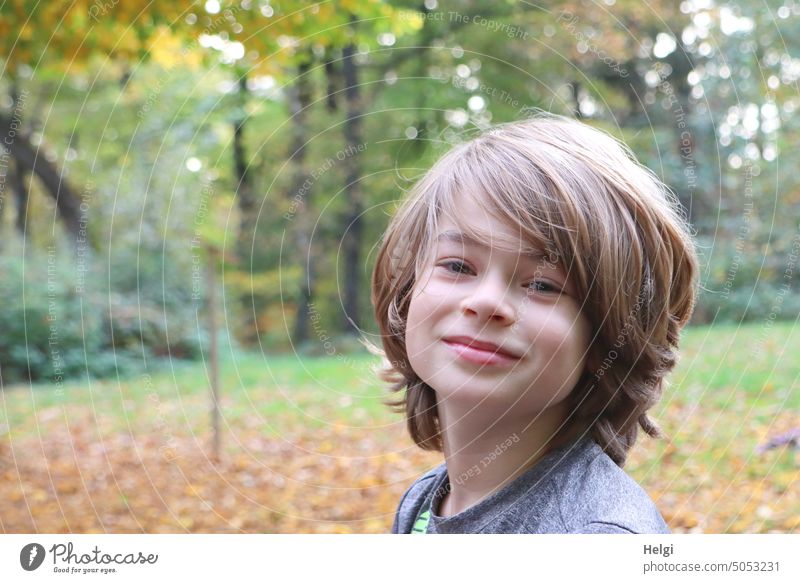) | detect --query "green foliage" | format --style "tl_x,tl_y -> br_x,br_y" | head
0,242 -> 204,384
0,246 -> 102,383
